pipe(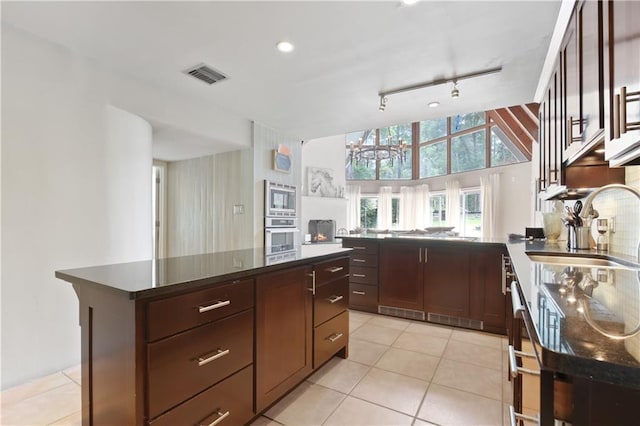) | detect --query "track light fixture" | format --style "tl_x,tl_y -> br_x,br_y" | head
451,80 -> 460,98
378,96 -> 387,112
376,66 -> 501,109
